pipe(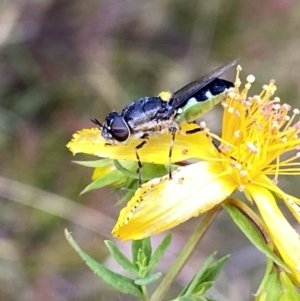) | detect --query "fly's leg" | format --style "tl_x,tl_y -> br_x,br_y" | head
185,127 -> 221,153
185,128 -> 202,135
135,140 -> 147,186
